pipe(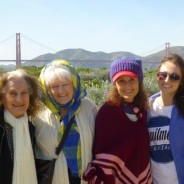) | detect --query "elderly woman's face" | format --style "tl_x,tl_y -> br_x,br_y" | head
2,78 -> 30,118
49,76 -> 74,105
